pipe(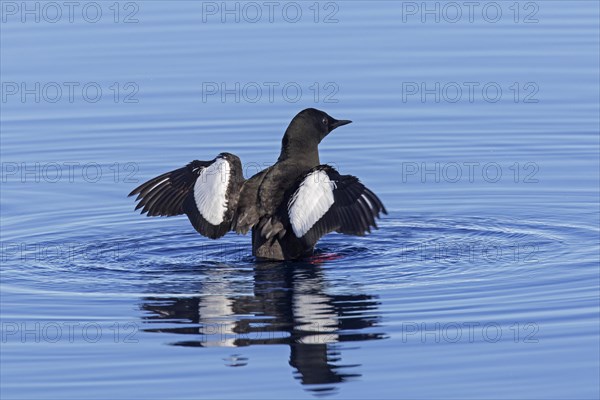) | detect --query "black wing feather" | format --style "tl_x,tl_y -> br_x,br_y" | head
128,160 -> 211,217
